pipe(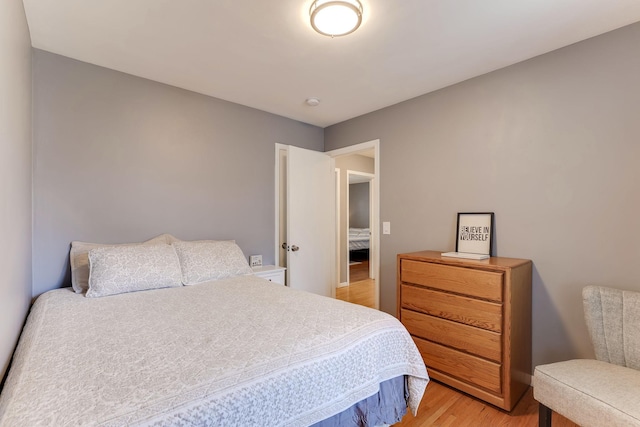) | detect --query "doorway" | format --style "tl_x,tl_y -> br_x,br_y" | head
346,171 -> 374,285
326,140 -> 380,310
